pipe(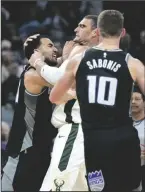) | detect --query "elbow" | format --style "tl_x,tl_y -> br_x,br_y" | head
49,94 -> 58,104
